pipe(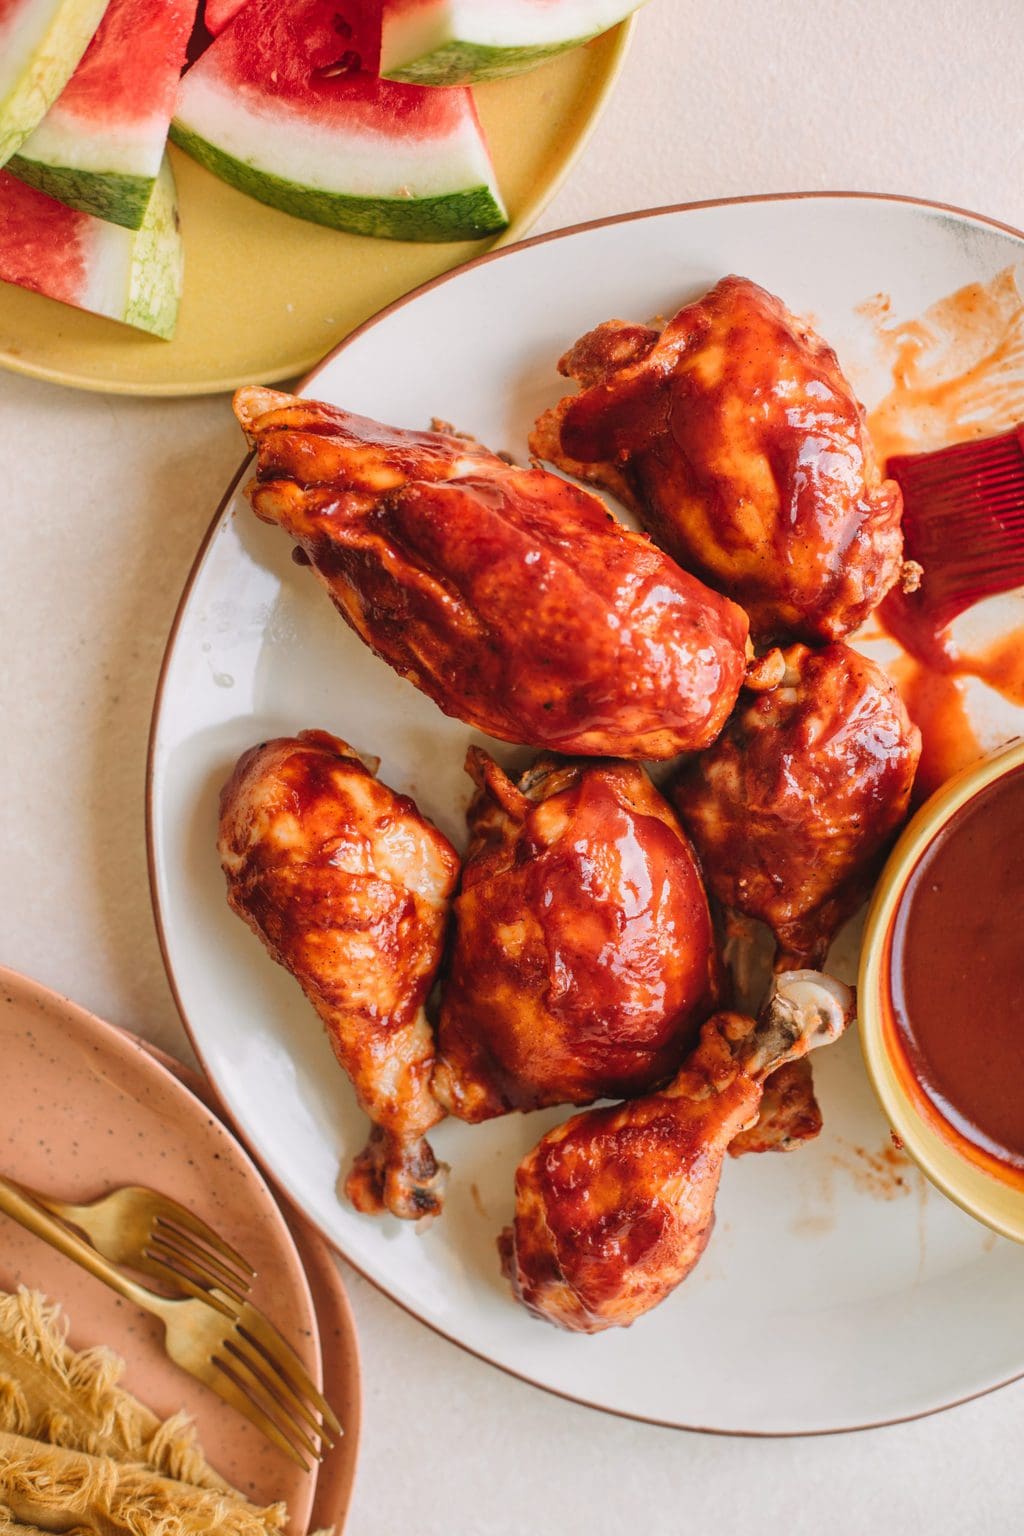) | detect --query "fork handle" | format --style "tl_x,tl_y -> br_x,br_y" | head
1,1174 -> 77,1226
0,1174 -> 172,1321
